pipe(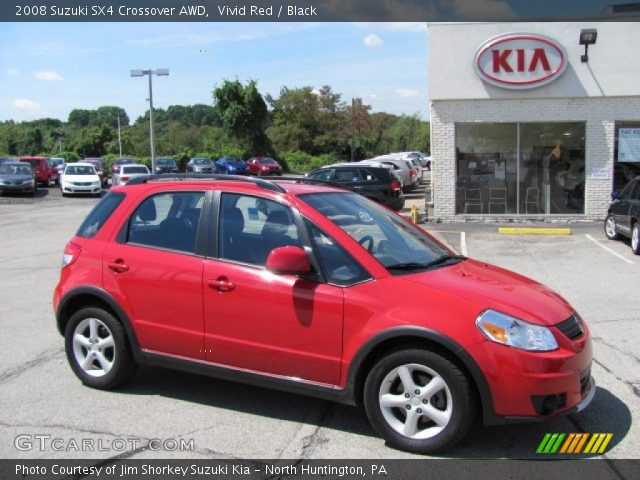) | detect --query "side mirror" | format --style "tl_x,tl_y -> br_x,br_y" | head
611,191 -> 621,201
266,246 -> 311,276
